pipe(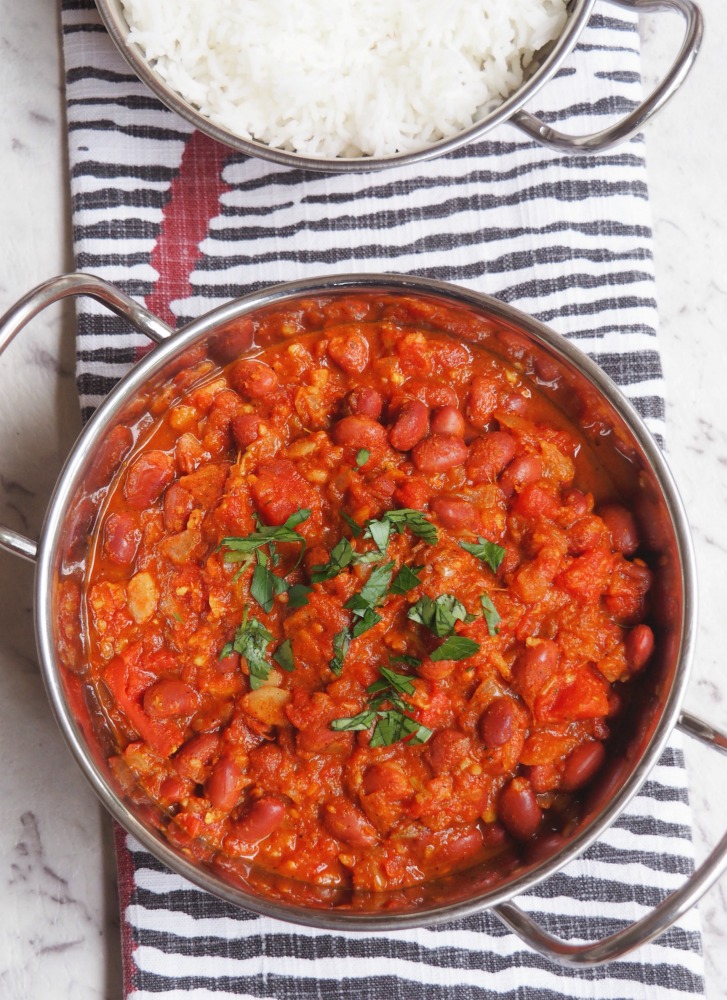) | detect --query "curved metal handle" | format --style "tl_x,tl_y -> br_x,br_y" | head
0,273 -> 173,563
510,0 -> 703,153
493,711 -> 727,965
